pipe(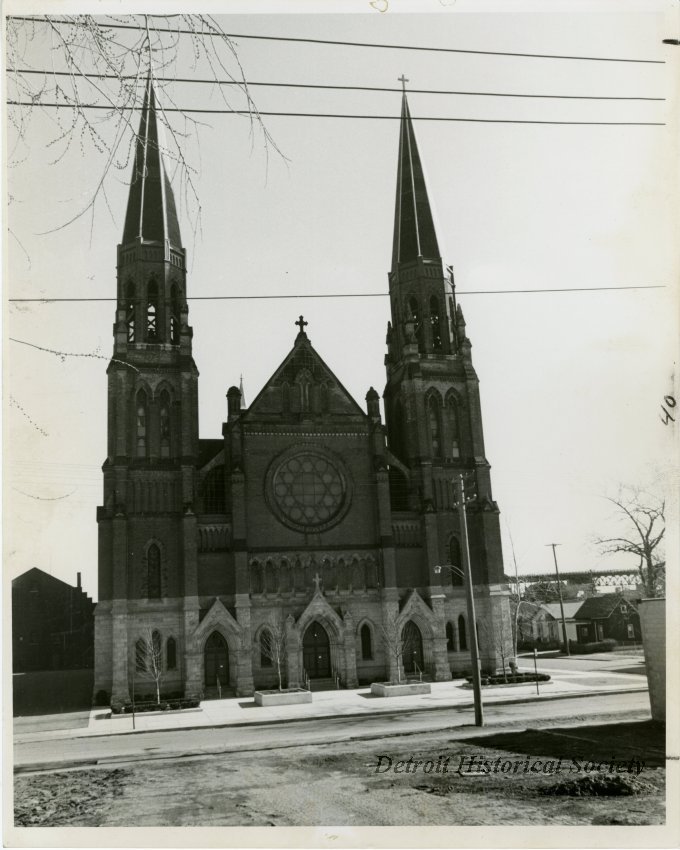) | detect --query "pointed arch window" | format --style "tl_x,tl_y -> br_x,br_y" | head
319,383 -> 329,414
458,614 -> 467,651
447,395 -> 461,459
388,466 -> 409,512
407,296 -> 424,351
135,638 -> 147,671
389,398 -> 406,461
159,390 -> 171,458
260,629 -> 273,667
125,281 -> 136,343
166,637 -> 177,670
265,559 -> 277,594
201,466 -> 225,514
296,369 -> 312,413
428,394 -> 442,458
446,622 -> 455,651
170,284 -> 181,345
136,390 -> 148,457
146,280 -> 159,342
407,296 -> 419,325
360,623 -> 373,660
430,296 -> 442,351
147,544 -> 161,599
449,537 -> 464,586
281,382 -> 291,414
250,560 -> 264,595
